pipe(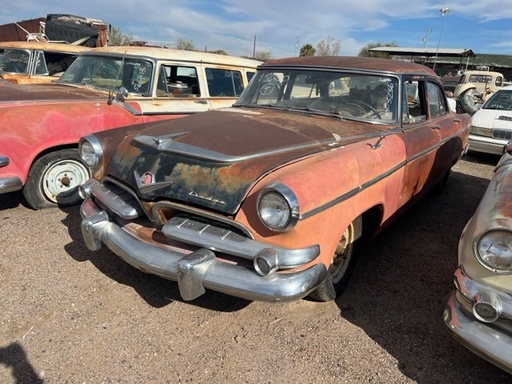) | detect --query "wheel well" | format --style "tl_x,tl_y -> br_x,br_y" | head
360,205 -> 383,241
31,144 -> 79,169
